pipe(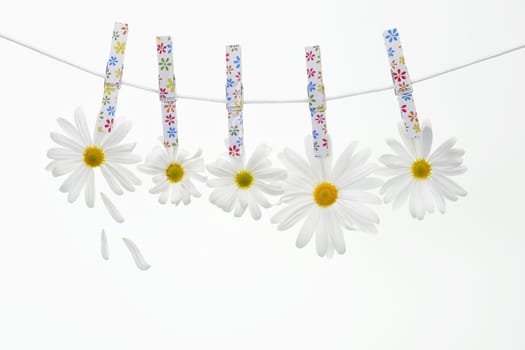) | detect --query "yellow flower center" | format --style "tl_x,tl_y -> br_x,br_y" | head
411,158 -> 432,180
165,163 -> 185,183
235,170 -> 254,189
83,146 -> 105,168
313,182 -> 338,207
